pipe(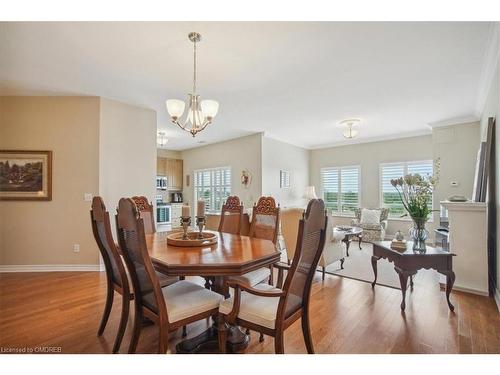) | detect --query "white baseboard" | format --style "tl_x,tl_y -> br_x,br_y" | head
494,287 -> 500,312
0,264 -> 102,273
